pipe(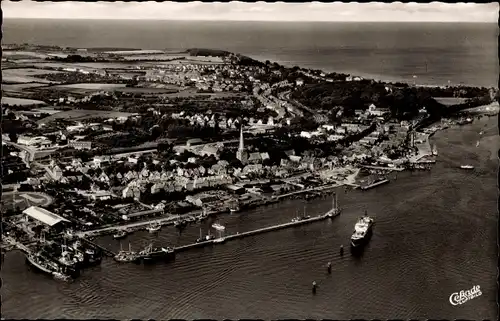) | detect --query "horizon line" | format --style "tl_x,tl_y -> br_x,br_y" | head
3,17 -> 496,23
